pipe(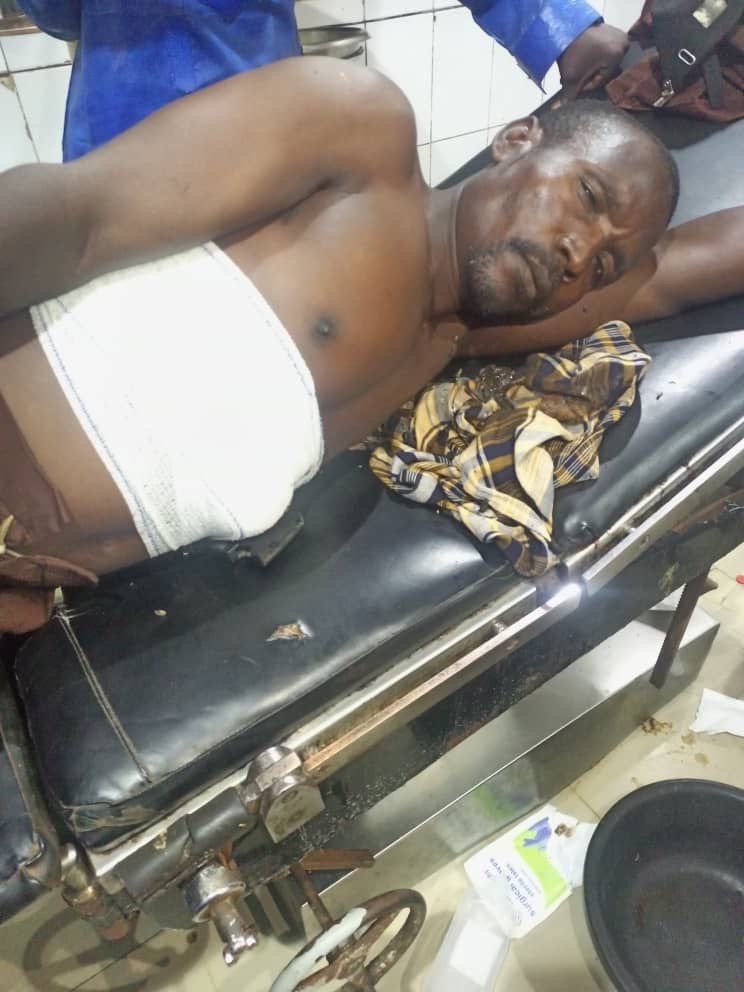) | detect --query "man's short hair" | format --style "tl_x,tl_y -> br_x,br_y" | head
539,100 -> 681,223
